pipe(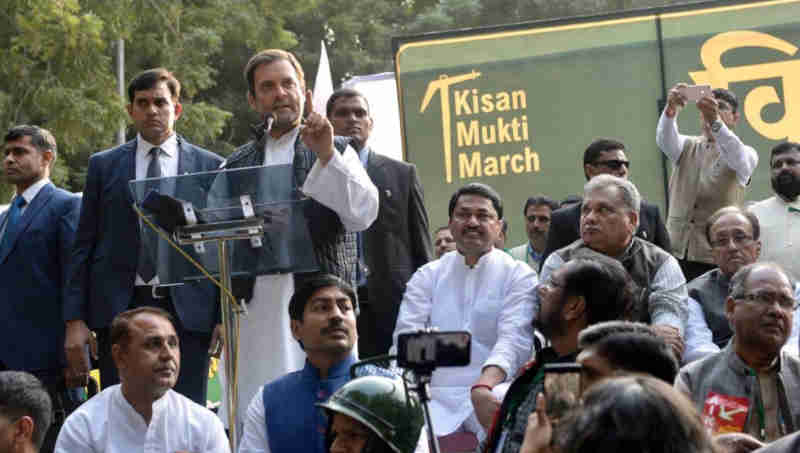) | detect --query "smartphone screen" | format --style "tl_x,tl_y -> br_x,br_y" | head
396,331 -> 471,369
543,363 -> 582,422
